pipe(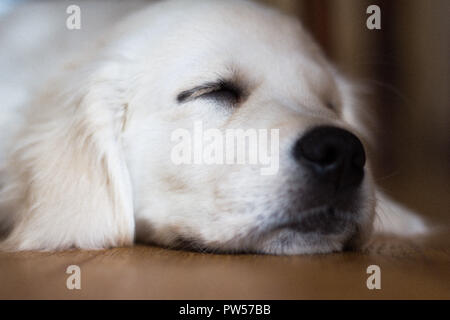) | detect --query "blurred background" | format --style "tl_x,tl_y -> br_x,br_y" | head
260,0 -> 450,225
